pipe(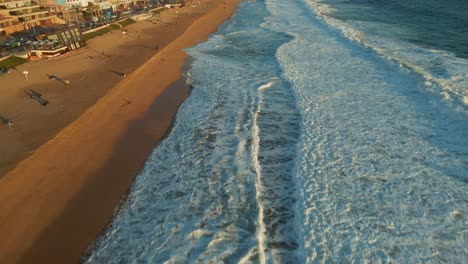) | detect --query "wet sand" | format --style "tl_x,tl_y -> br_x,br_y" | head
0,0 -> 241,263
